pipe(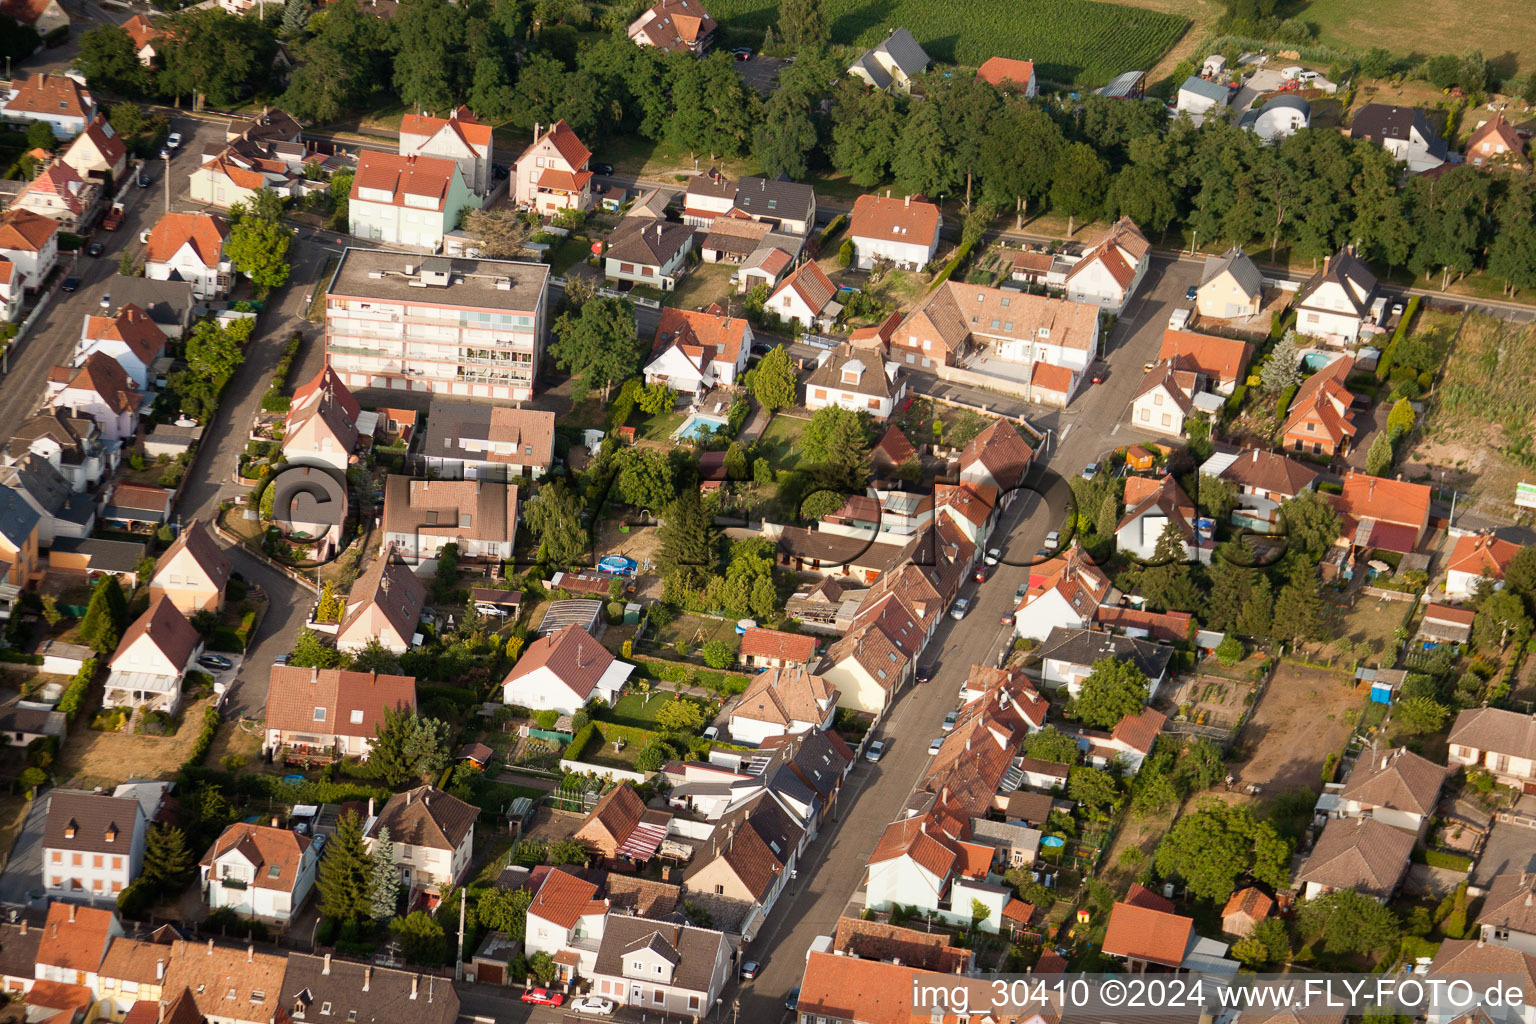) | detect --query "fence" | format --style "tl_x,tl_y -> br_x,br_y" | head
1360,585 -> 1421,603
558,758 -> 650,785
